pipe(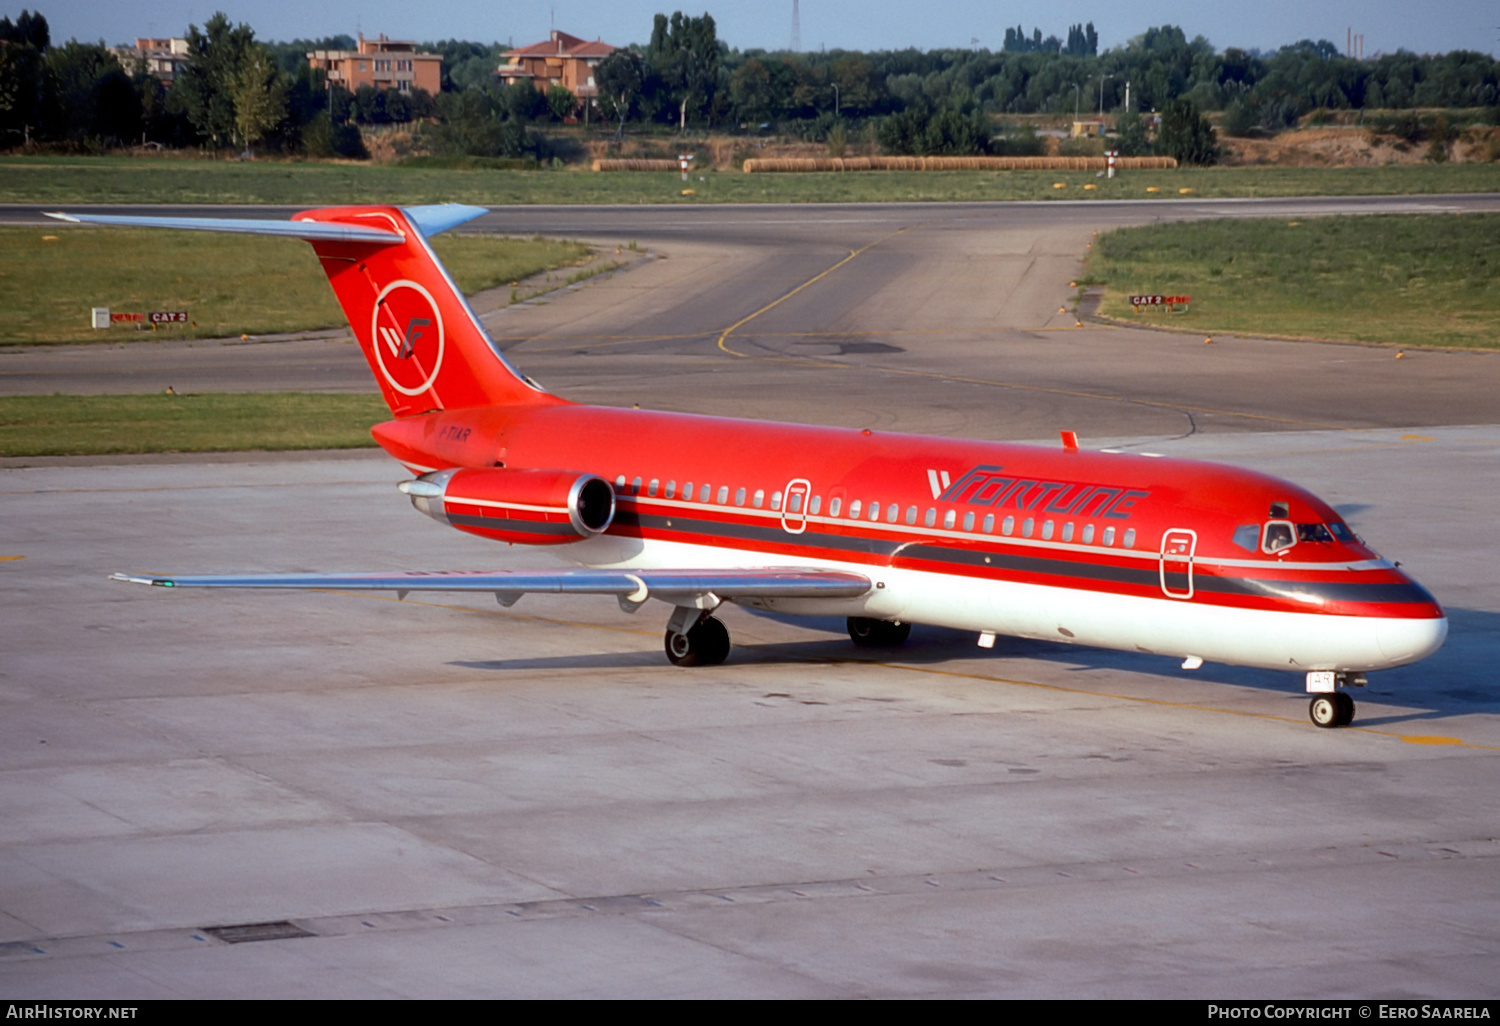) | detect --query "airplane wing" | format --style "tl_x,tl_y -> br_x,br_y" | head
109,567 -> 872,611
